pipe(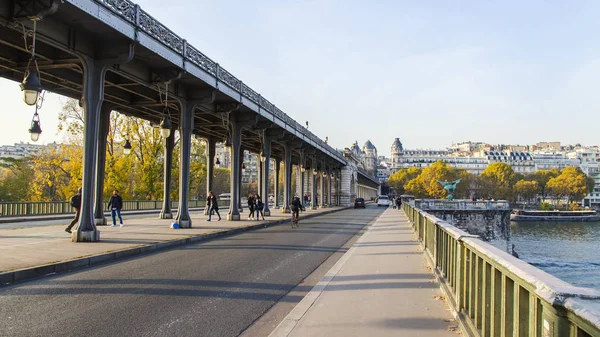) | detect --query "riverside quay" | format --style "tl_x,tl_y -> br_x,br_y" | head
0,1 -> 599,336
